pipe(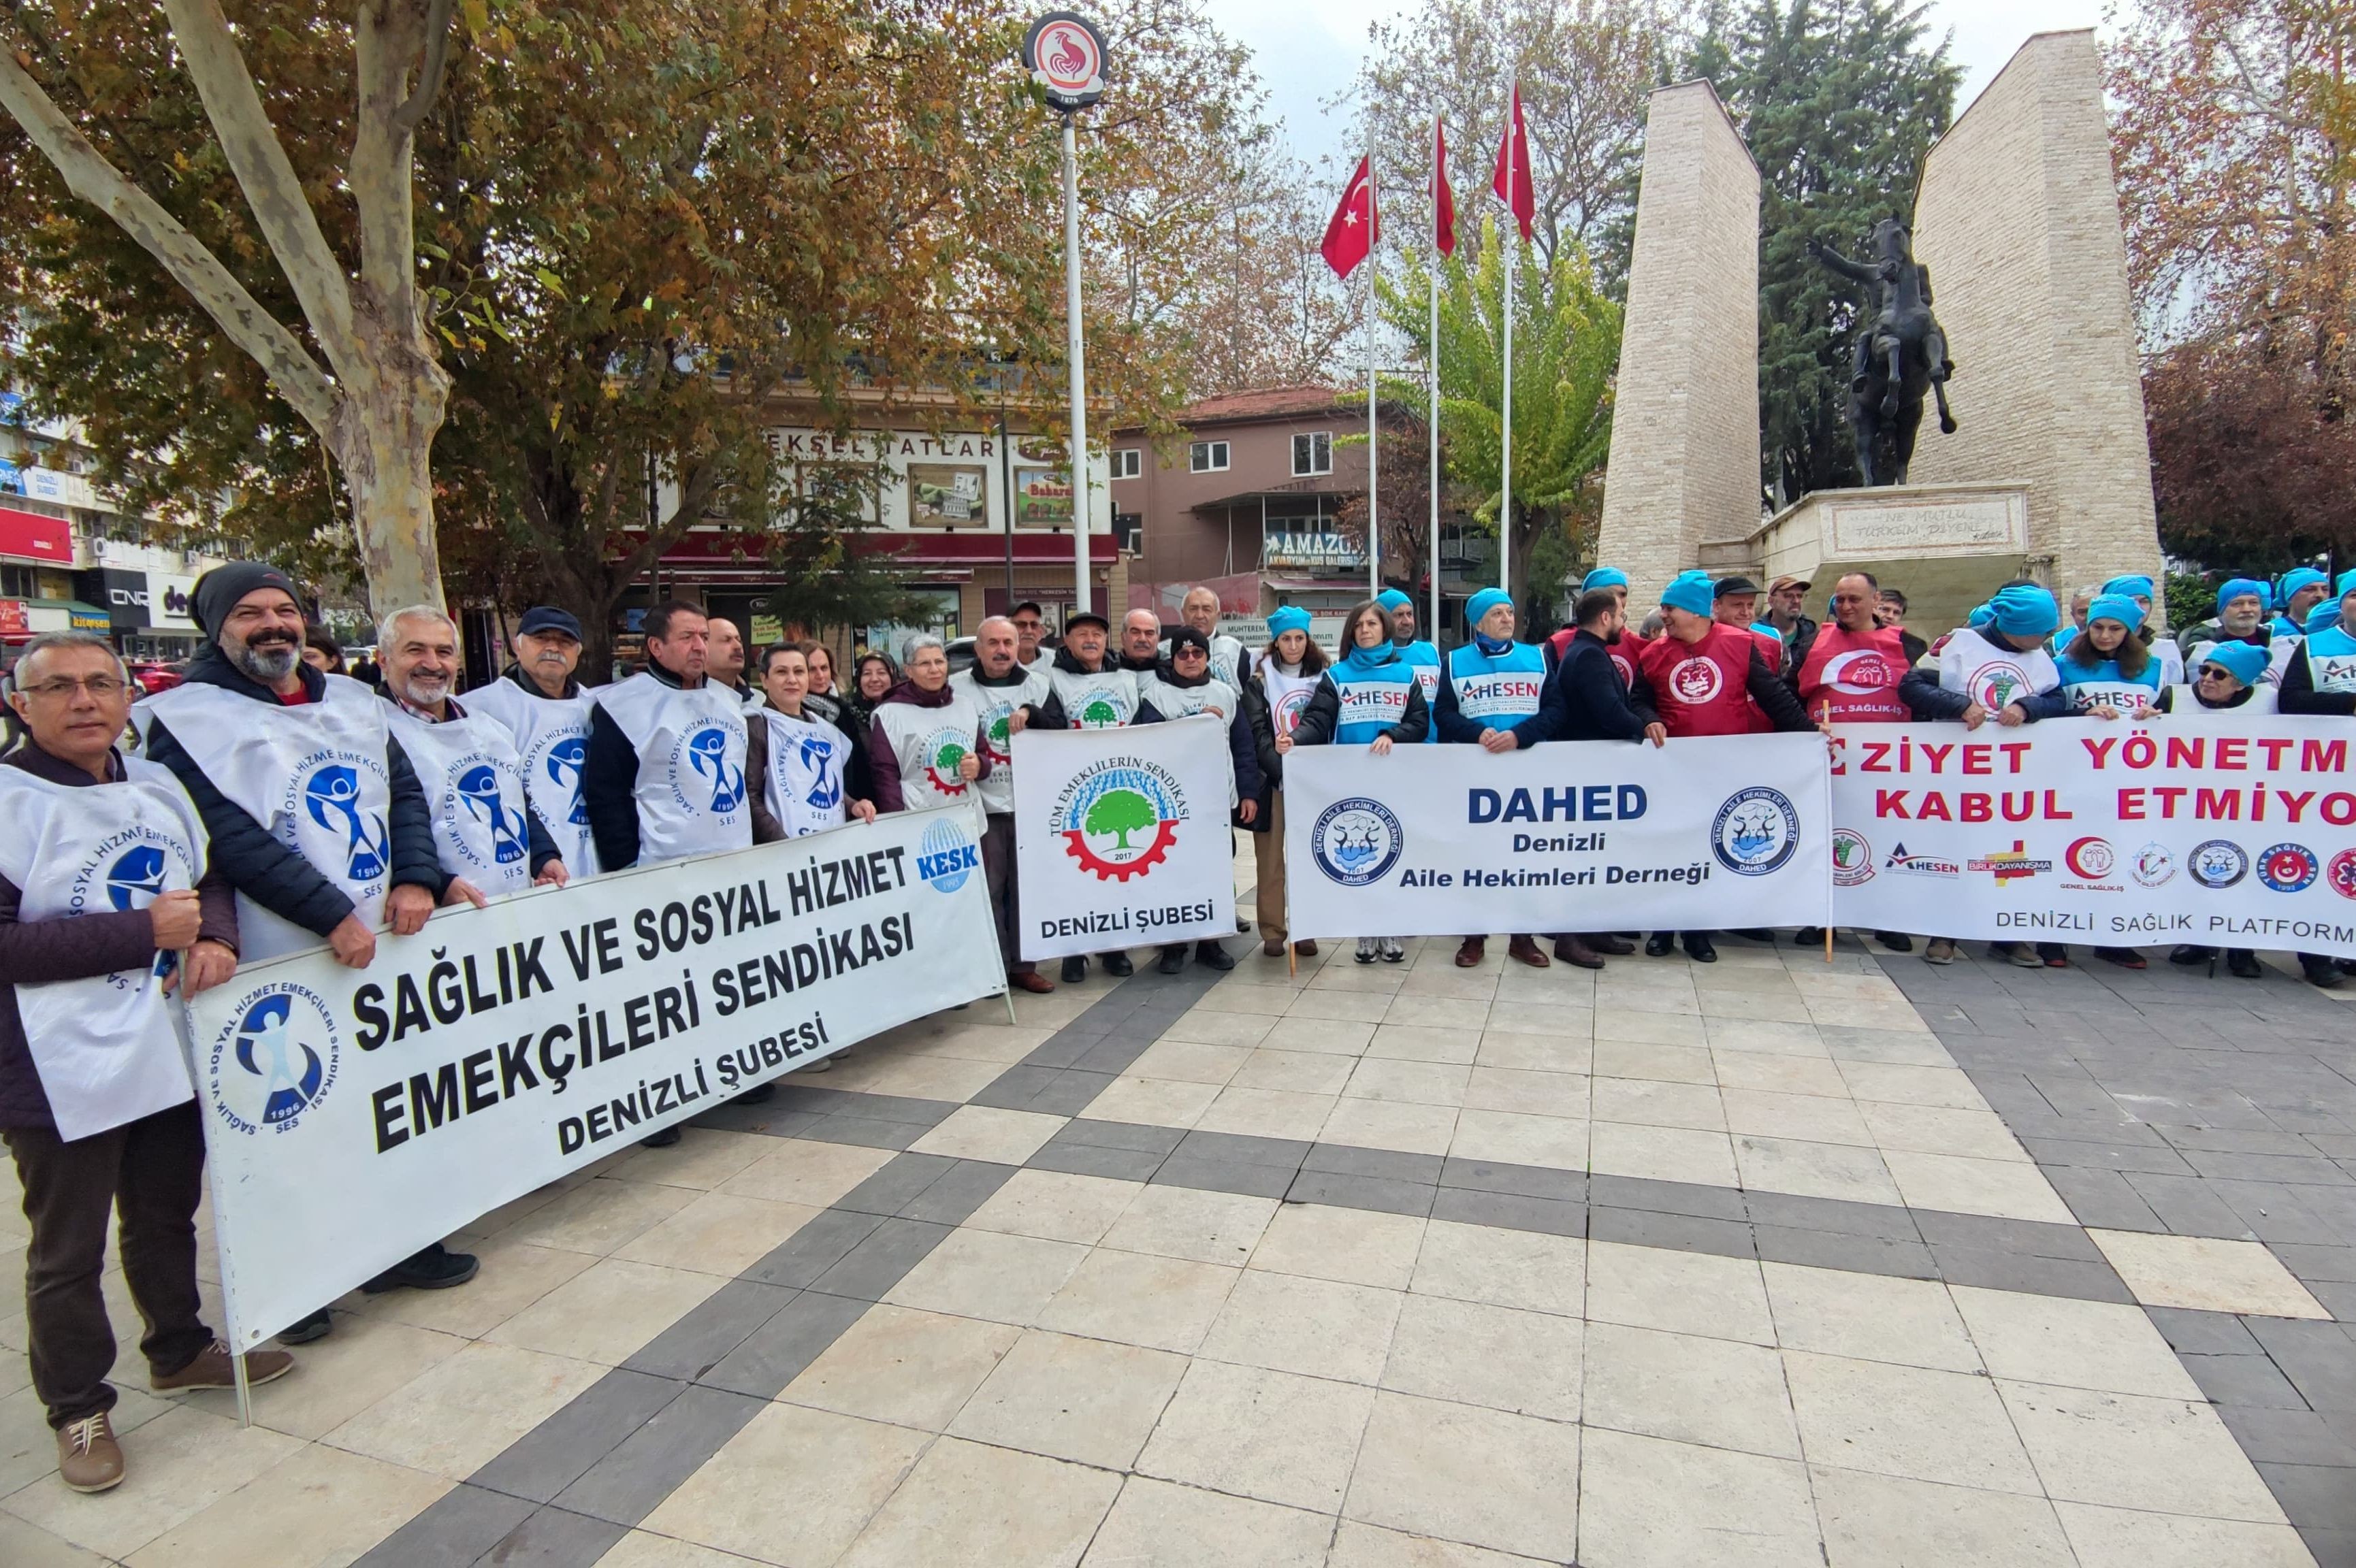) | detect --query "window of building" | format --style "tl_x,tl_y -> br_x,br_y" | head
1291,431 -> 1332,476
1111,448 -> 1142,480
0,563 -> 37,598
1188,440 -> 1229,473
